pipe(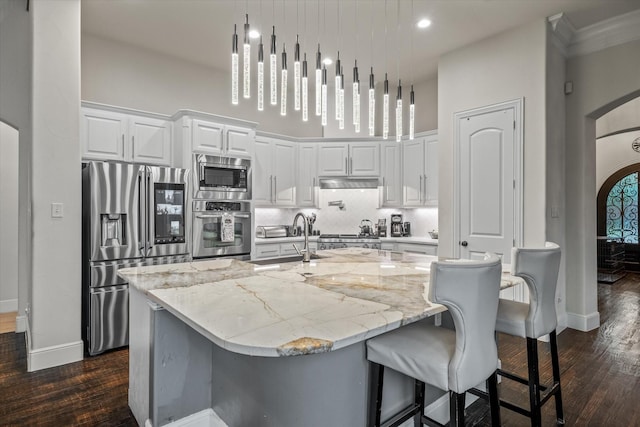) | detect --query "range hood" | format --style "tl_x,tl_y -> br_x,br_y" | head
319,177 -> 380,189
